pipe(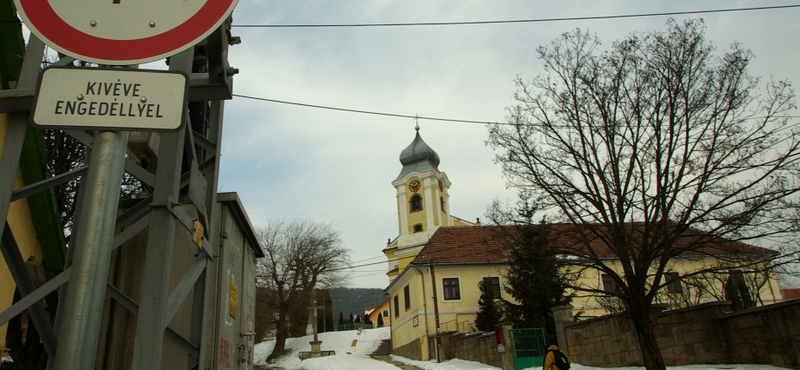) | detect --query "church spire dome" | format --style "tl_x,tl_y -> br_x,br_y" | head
395,125 -> 440,181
